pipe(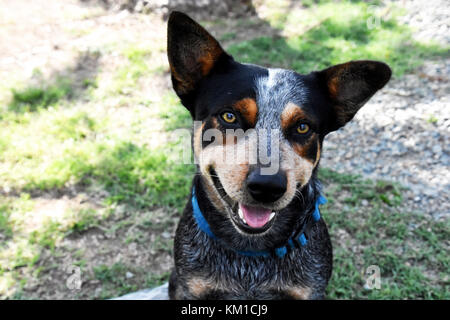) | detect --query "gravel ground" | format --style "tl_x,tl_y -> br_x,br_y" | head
321,0 -> 450,220
399,0 -> 450,45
